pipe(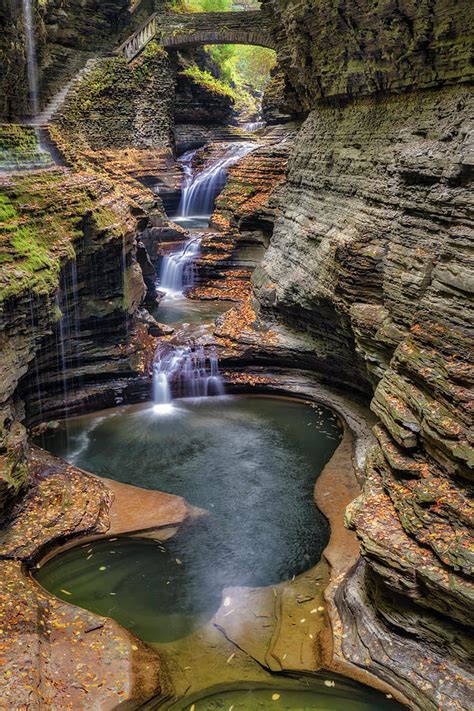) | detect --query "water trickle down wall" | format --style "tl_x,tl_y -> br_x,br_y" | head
19,215 -> 145,426
0,168 -> 152,515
